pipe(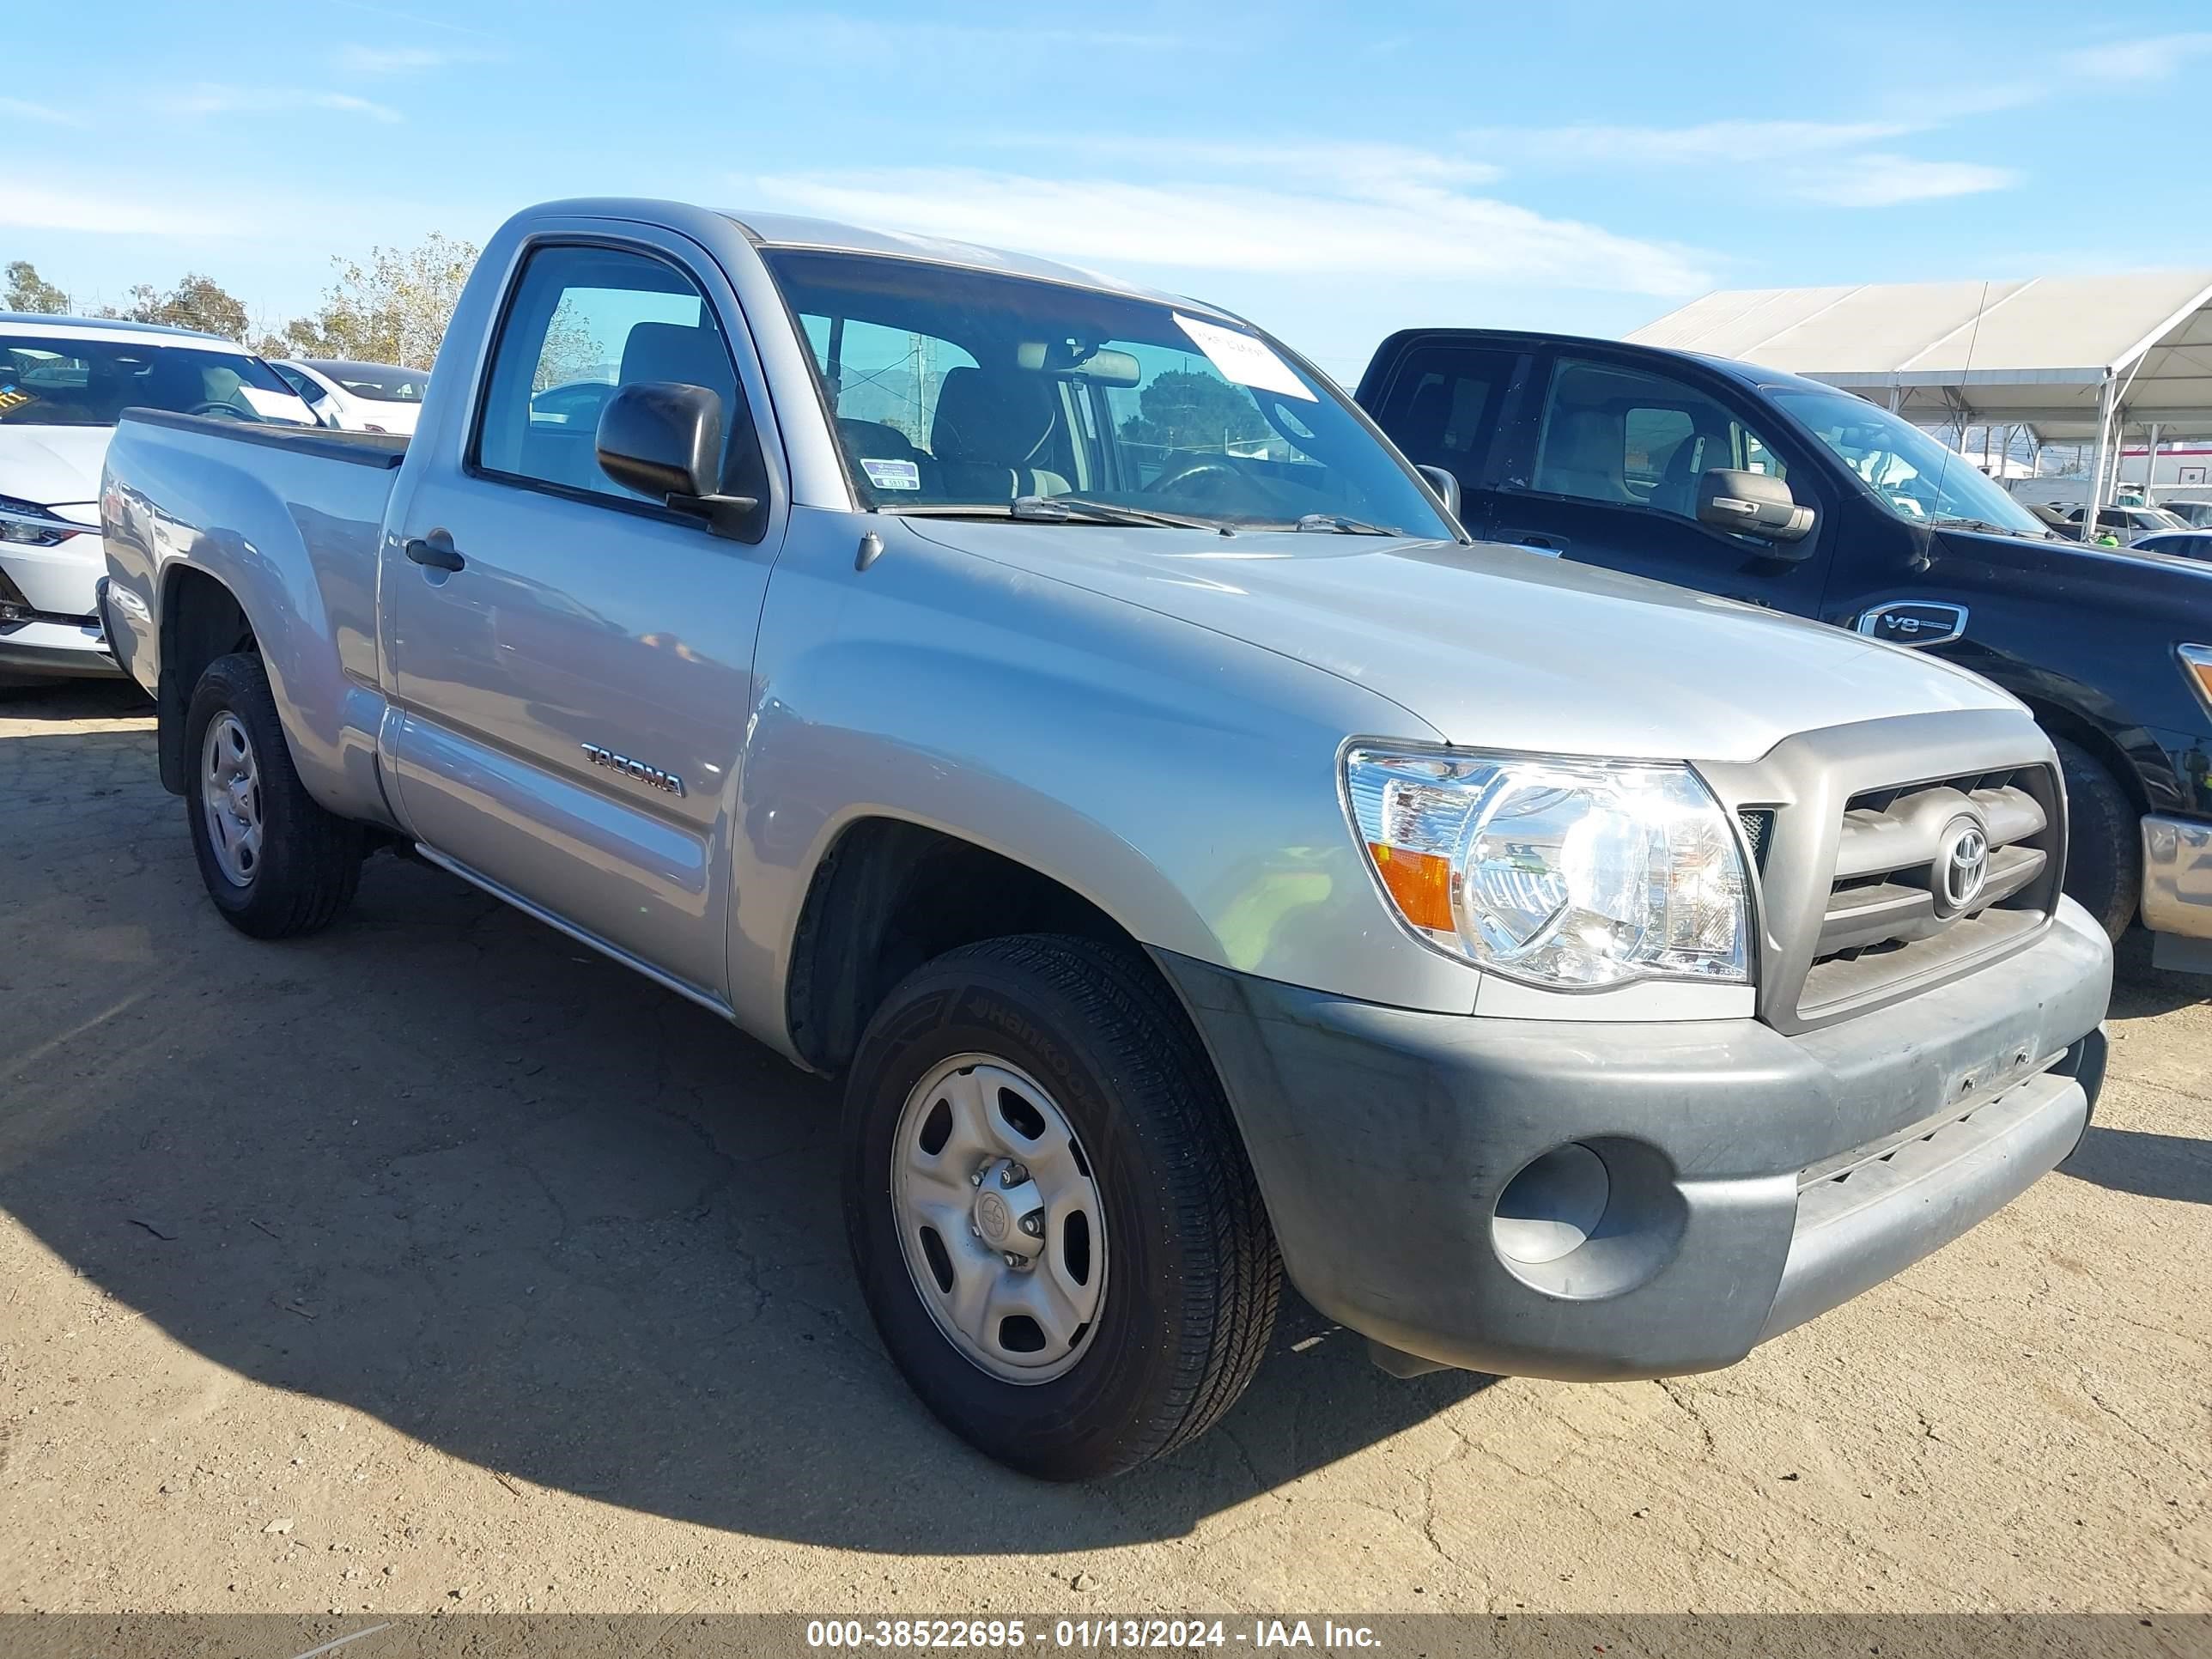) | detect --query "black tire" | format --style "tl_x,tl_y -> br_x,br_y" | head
184,652 -> 363,939
2054,736 -> 2139,941
842,934 -> 1280,1480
